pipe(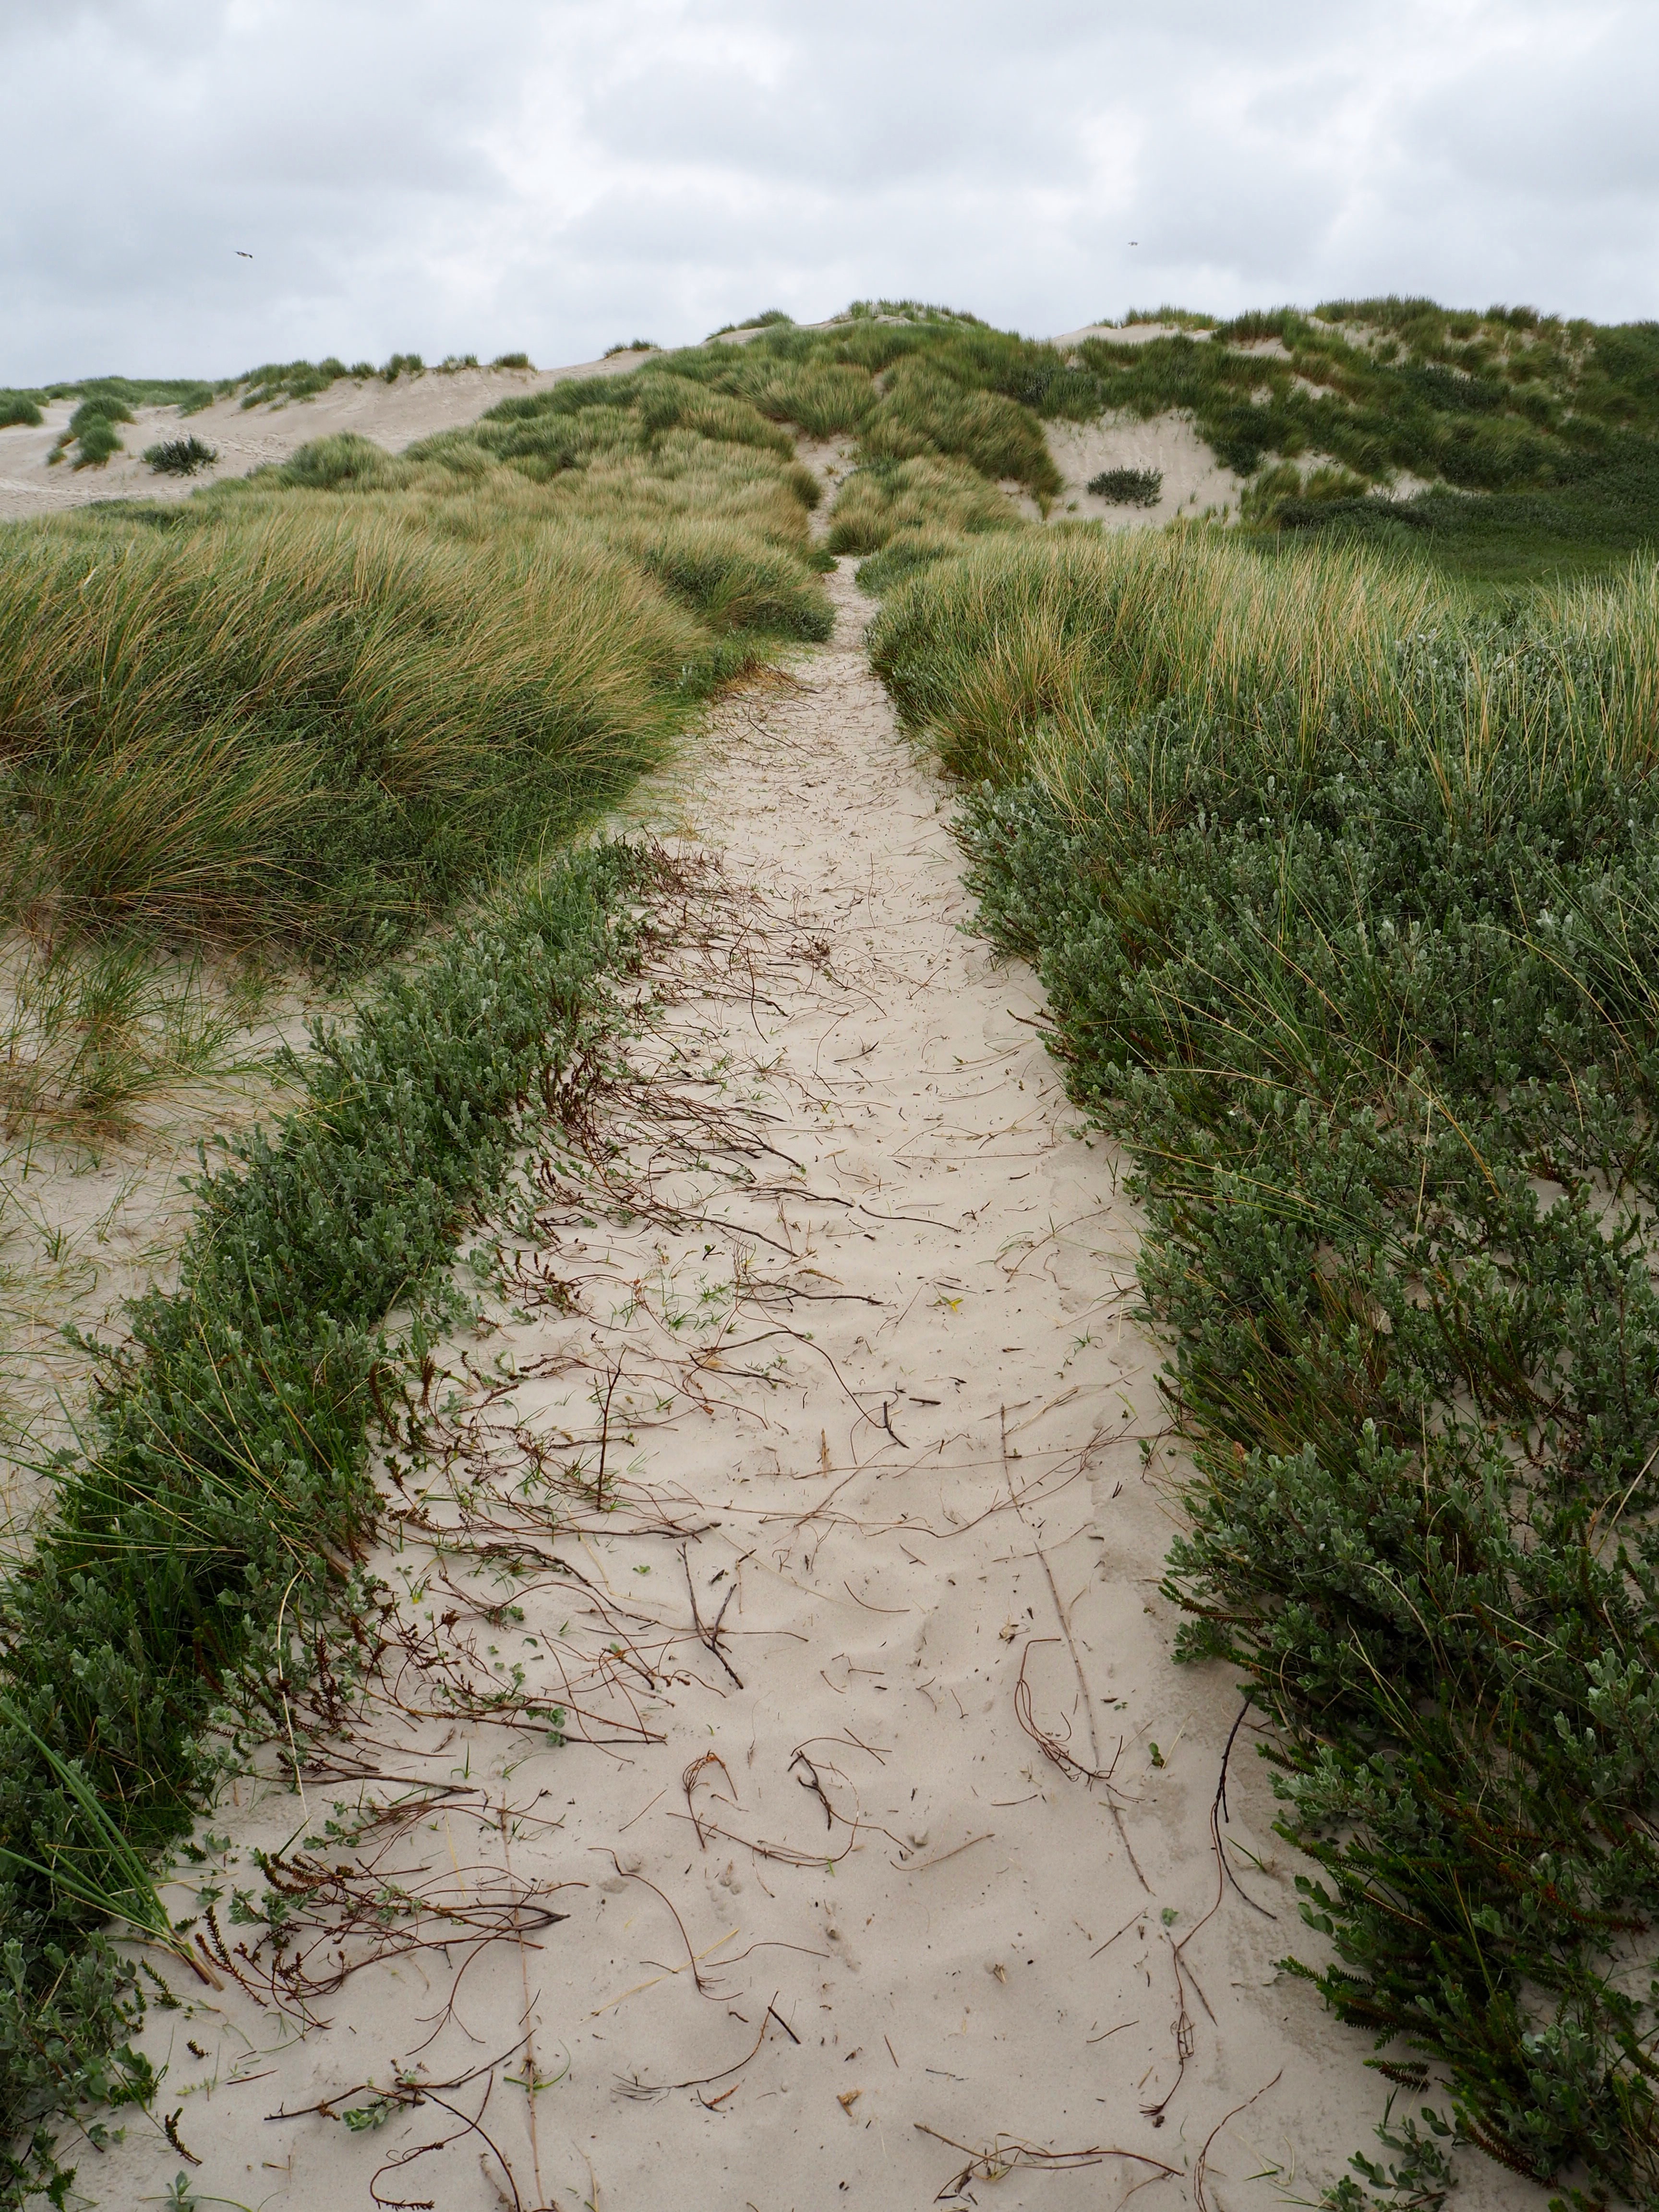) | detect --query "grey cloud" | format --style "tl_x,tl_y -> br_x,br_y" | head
0,0 -> 1652,385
